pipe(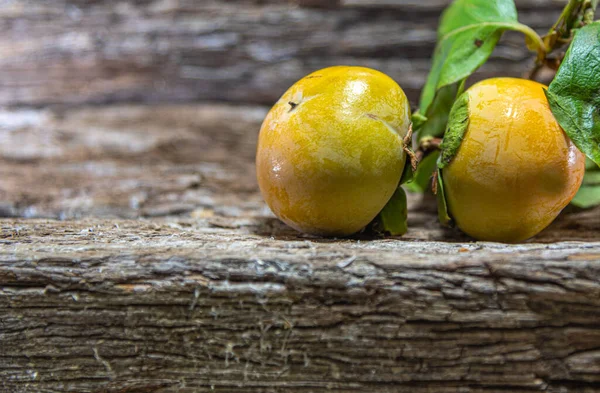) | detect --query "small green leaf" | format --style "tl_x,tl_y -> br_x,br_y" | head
377,150 -> 414,234
411,112 -> 427,127
583,171 -> 600,186
404,150 -> 440,193
378,187 -> 408,236
571,160 -> 600,209
436,168 -> 452,227
585,157 -> 599,170
438,91 -> 470,168
399,155 -> 414,185
571,186 -> 600,208
546,22 -> 600,166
